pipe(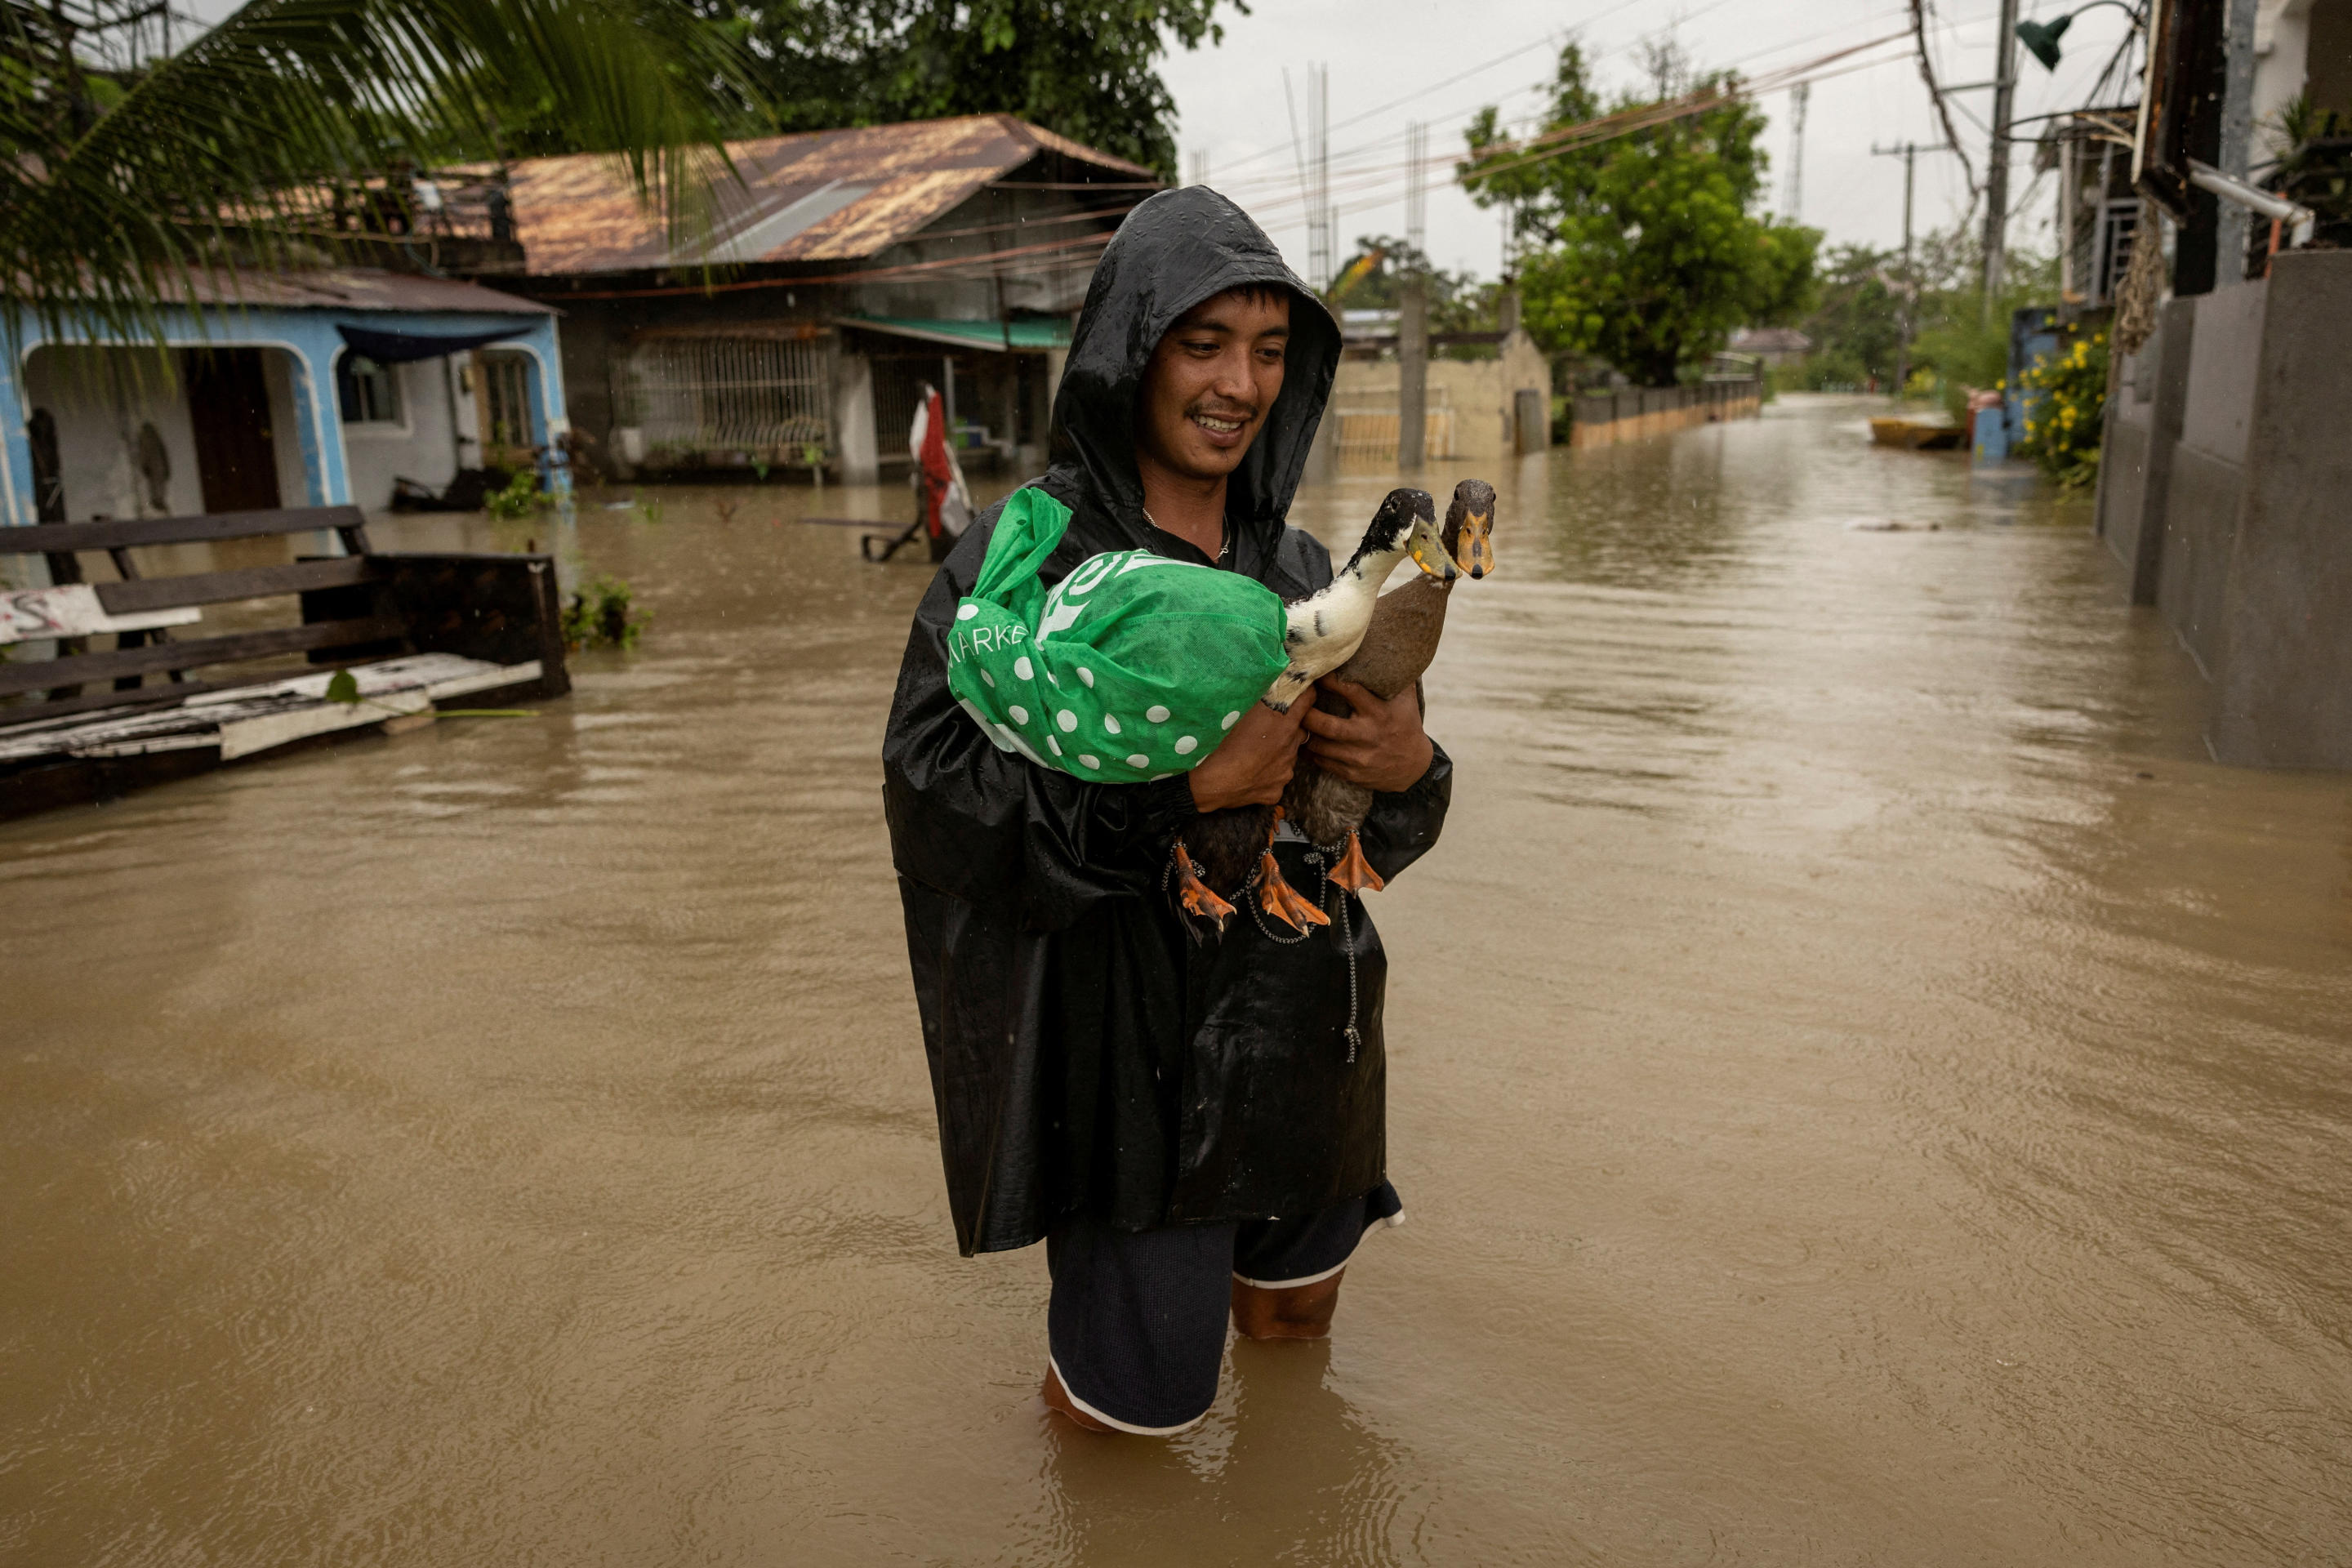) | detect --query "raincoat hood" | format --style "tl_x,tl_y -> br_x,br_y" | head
1048,186 -> 1342,545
